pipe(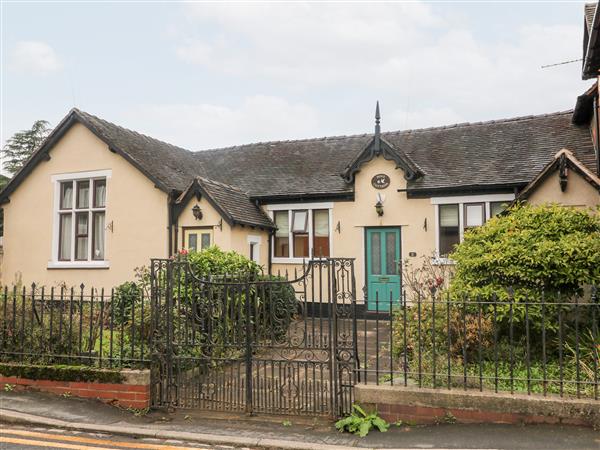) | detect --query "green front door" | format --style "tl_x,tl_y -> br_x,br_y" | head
366,228 -> 401,311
